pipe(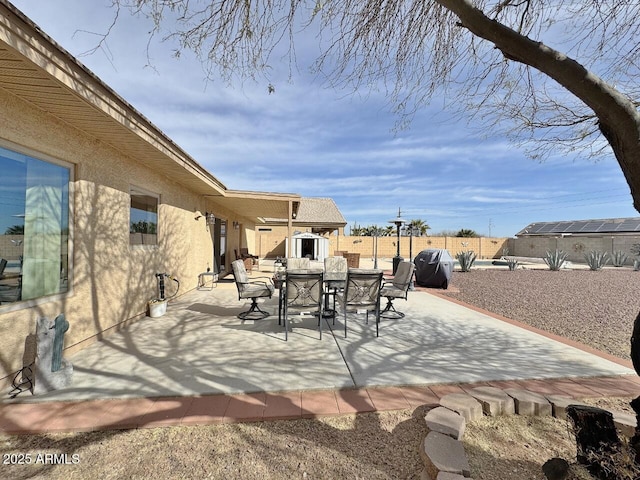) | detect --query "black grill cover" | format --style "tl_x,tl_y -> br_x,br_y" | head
414,249 -> 454,289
